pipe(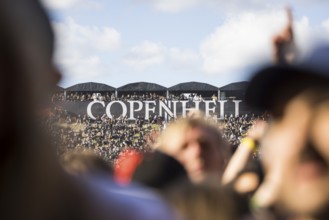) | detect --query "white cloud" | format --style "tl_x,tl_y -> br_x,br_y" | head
123,41 -> 165,70
200,10 -> 318,75
136,0 -> 326,13
42,0 -> 97,10
54,17 -> 120,52
322,18 -> 329,33
136,0 -> 203,13
293,16 -> 315,56
53,17 -> 121,80
59,55 -> 102,79
169,48 -> 199,69
42,0 -> 78,10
